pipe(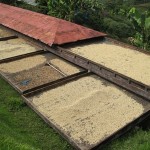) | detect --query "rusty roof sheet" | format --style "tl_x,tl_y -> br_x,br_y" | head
0,3 -> 106,45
